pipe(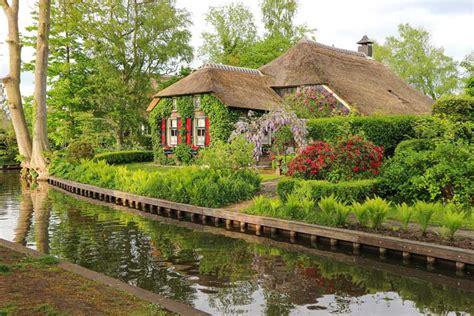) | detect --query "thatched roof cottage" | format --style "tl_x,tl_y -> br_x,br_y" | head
148,37 -> 432,148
